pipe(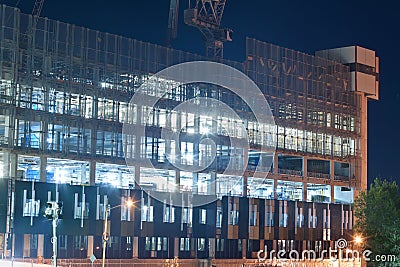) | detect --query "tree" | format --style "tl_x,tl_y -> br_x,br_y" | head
354,178 -> 400,266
